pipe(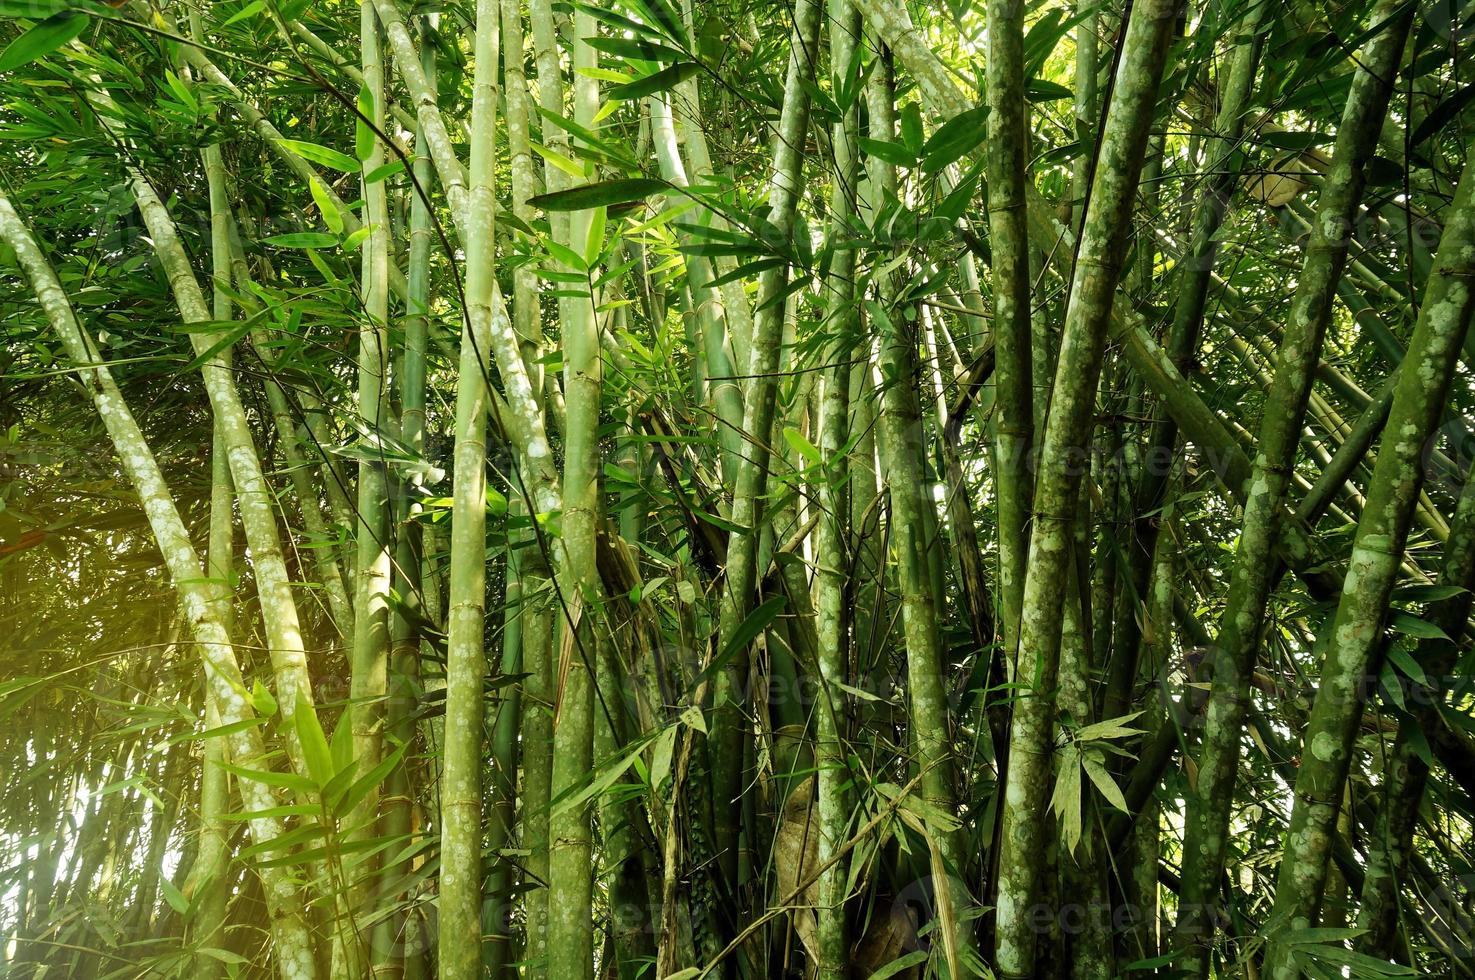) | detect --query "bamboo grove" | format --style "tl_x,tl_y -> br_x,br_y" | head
1,0 -> 1474,976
